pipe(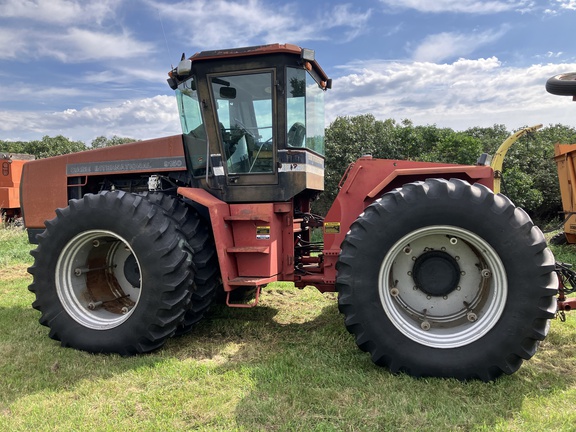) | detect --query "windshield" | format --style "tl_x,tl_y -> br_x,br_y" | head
210,72 -> 275,175
286,67 -> 325,156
